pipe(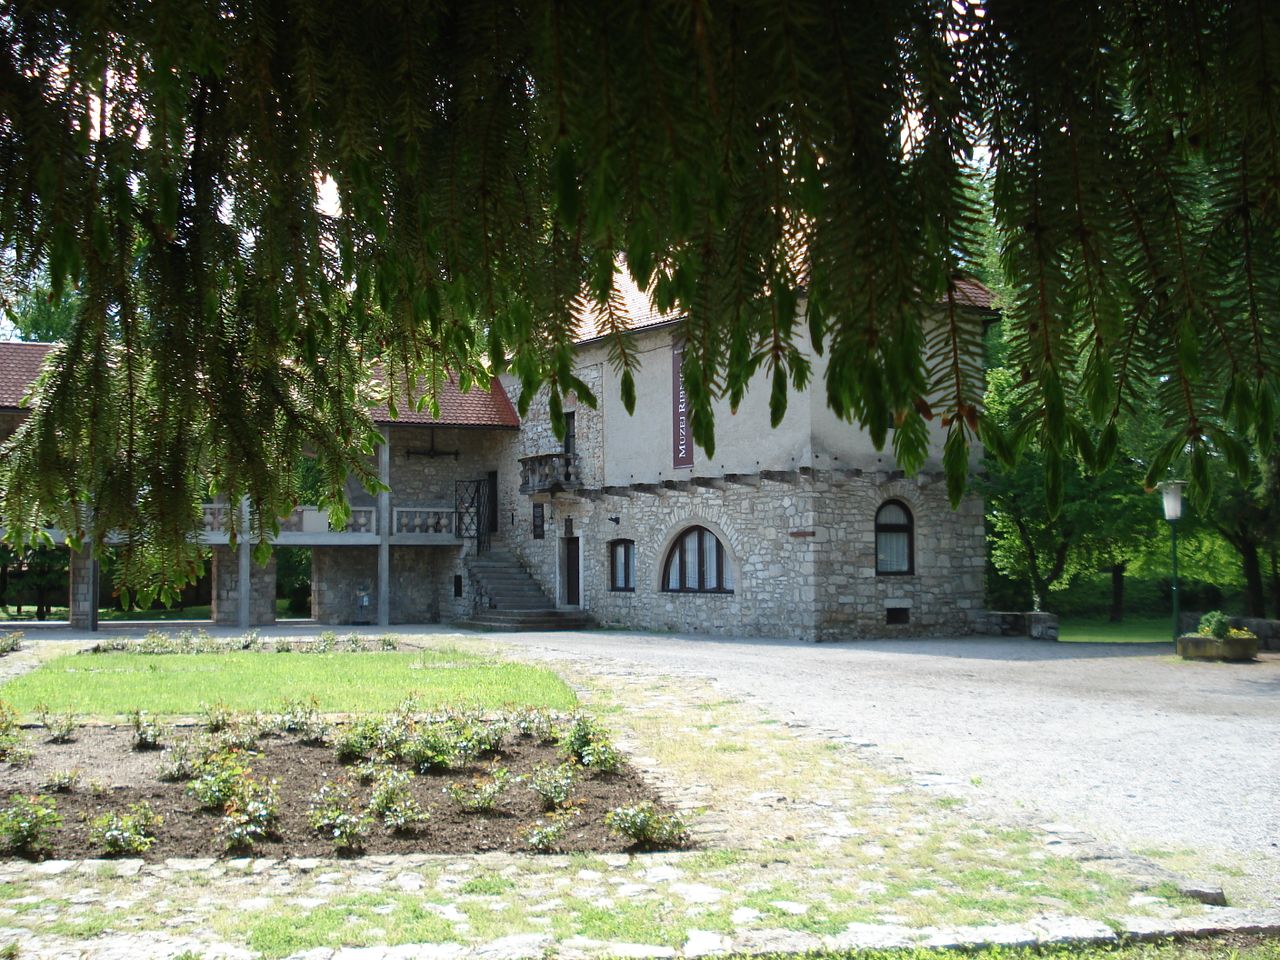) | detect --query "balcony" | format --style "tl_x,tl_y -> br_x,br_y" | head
390,506 -> 457,545
519,453 -> 580,496
199,503 -> 457,546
